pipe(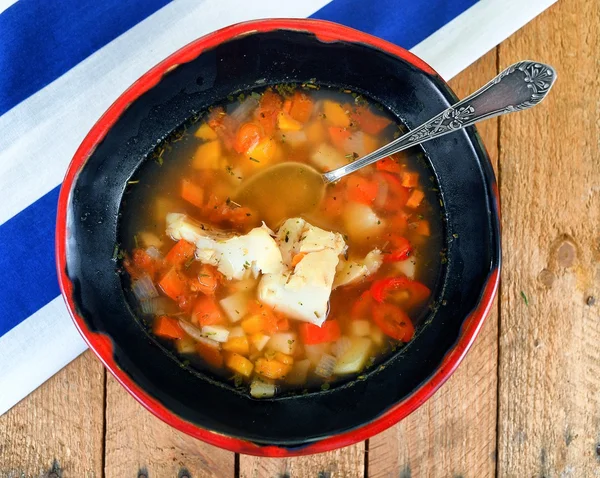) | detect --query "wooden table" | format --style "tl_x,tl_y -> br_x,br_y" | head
2,0 -> 598,476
